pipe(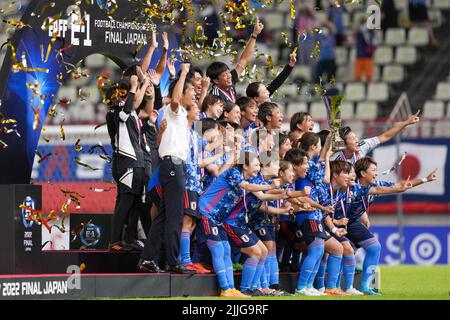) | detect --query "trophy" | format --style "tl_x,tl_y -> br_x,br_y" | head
323,95 -> 346,152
